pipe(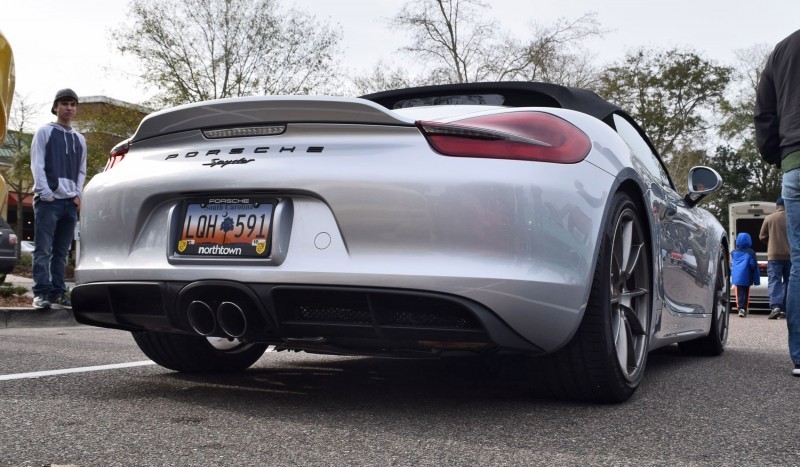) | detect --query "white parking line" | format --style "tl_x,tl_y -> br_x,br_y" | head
0,361 -> 156,381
